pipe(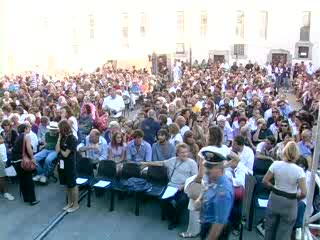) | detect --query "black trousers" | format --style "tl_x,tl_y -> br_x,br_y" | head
14,163 -> 36,203
162,191 -> 188,224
